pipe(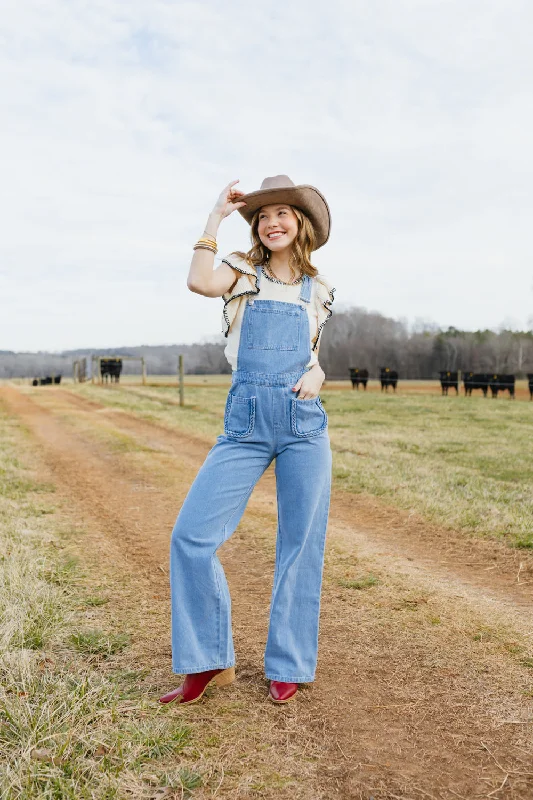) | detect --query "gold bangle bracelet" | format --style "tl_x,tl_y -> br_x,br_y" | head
193,243 -> 217,253
201,233 -> 217,242
196,238 -> 218,247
